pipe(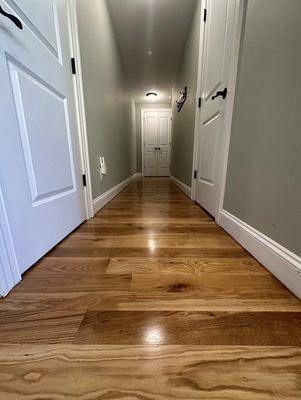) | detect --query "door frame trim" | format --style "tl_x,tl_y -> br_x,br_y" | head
0,186 -> 21,296
141,108 -> 172,177
68,0 -> 94,219
191,0 -> 246,223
